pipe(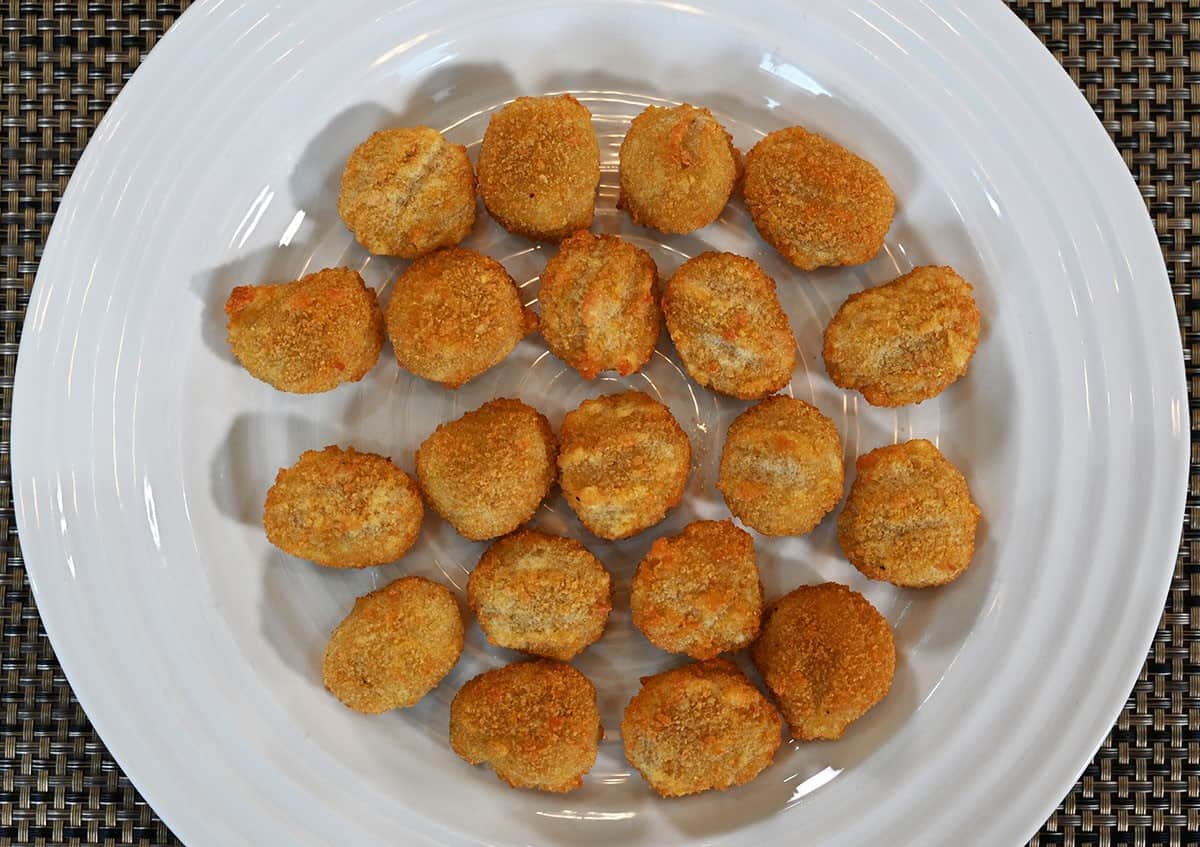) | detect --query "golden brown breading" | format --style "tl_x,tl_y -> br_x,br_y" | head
618,104 -> 741,234
337,127 -> 477,258
468,529 -> 612,660
322,576 -> 464,714
263,446 -> 423,568
718,396 -> 844,536
477,95 -> 600,241
385,248 -> 537,388
538,230 -> 661,379
823,266 -> 981,407
415,398 -> 556,541
751,582 -> 895,741
743,126 -> 895,270
838,439 -> 981,587
449,660 -> 601,792
662,252 -> 796,399
621,658 -> 781,797
225,267 -> 383,393
630,521 -> 762,659
558,391 -> 691,540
